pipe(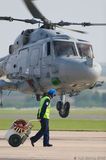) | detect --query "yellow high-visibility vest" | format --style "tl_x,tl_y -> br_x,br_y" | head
39,96 -> 50,119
